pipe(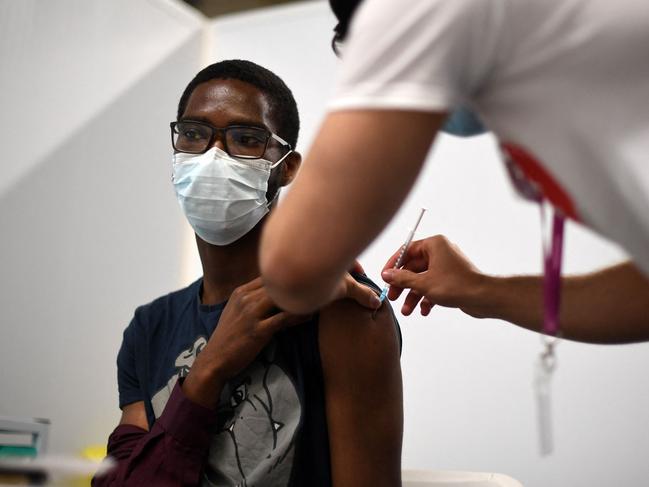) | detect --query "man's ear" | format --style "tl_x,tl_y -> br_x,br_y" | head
280,151 -> 302,187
